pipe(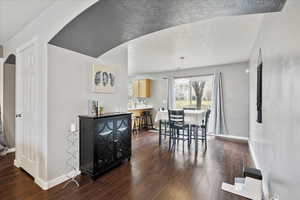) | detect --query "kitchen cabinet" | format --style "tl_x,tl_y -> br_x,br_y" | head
133,81 -> 140,98
133,79 -> 152,98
